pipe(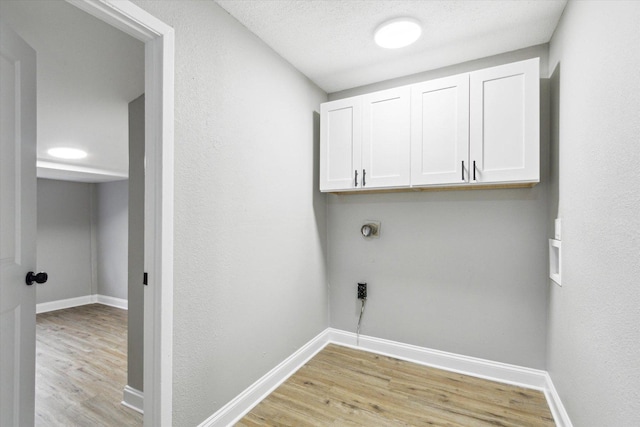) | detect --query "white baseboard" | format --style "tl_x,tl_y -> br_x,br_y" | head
328,329 -> 573,427
197,329 -> 330,427
198,328 -> 572,427
36,295 -> 96,314
543,372 -> 573,427
96,294 -> 128,310
36,294 -> 128,313
122,385 -> 144,414
328,328 -> 548,390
